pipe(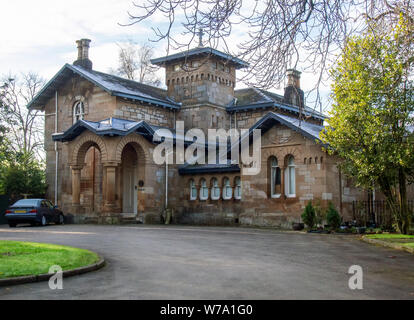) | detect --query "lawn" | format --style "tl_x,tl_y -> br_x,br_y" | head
365,234 -> 414,251
0,241 -> 99,279
366,234 -> 414,240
